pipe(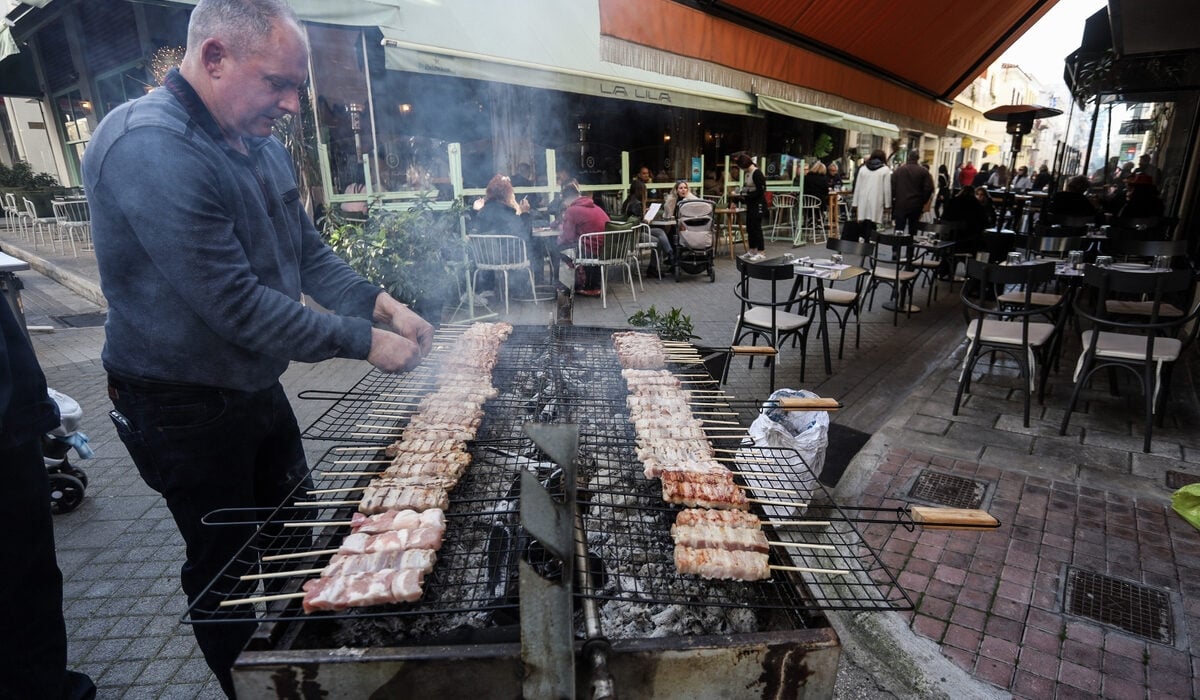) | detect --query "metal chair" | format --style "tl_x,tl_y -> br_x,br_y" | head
955,260 -> 1064,427
630,223 -> 663,285
768,193 -> 797,241
3,192 -> 29,241
51,198 -> 91,257
865,232 -> 920,326
811,237 -> 872,358
23,197 -> 57,250
1060,266 -> 1199,452
725,257 -> 812,391
575,227 -> 639,308
797,194 -> 827,246
466,234 -> 541,315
